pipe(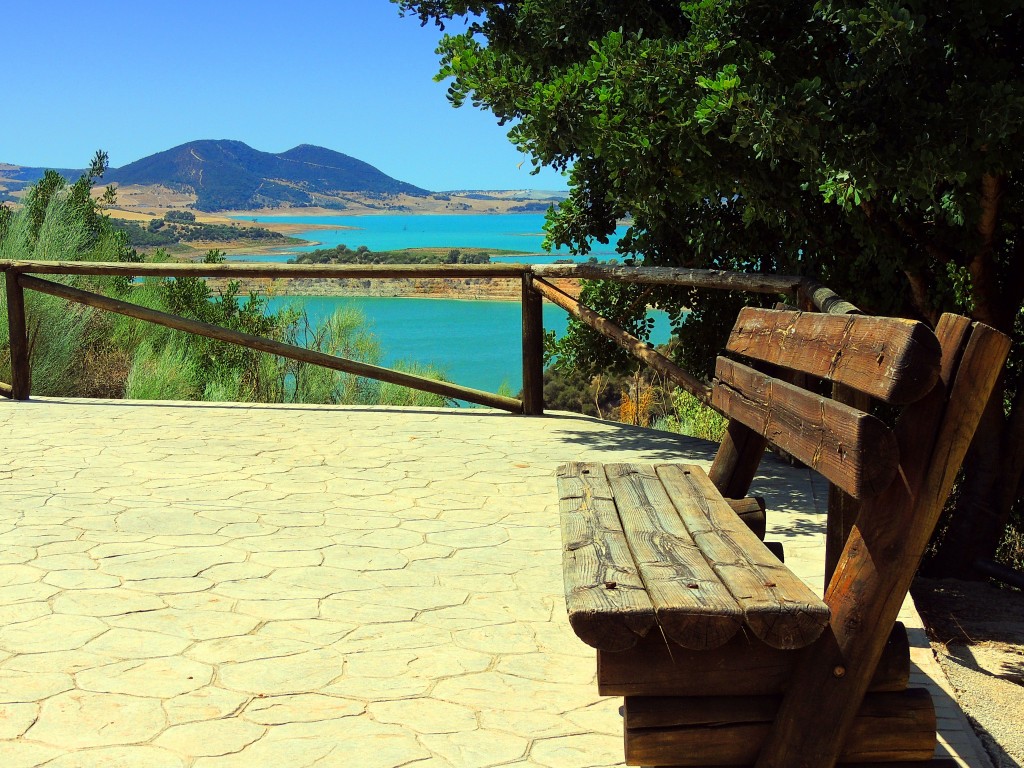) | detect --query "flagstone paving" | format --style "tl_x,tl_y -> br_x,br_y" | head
0,398 -> 992,767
